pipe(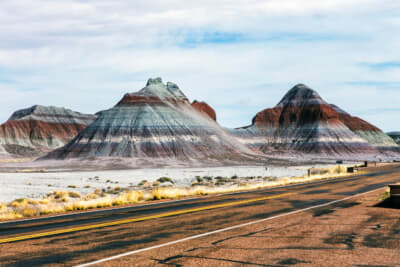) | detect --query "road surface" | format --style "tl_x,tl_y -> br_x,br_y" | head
0,163 -> 400,266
